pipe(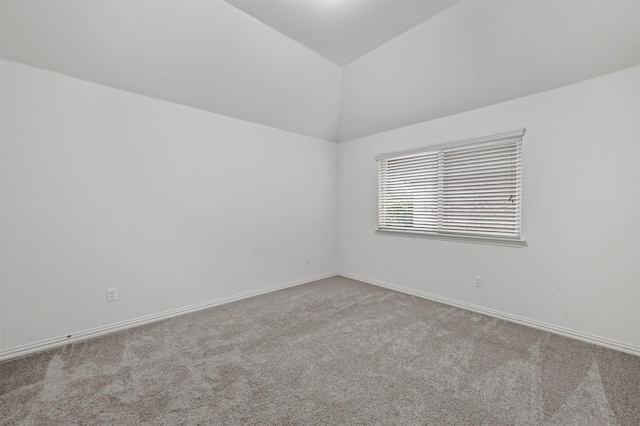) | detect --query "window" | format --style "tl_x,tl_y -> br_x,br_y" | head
376,129 -> 525,246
